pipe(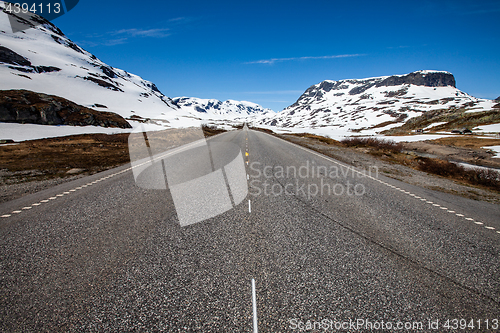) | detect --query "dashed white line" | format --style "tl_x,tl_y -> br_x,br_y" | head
251,278 -> 258,333
1,166 -> 138,219
249,200 -> 252,213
